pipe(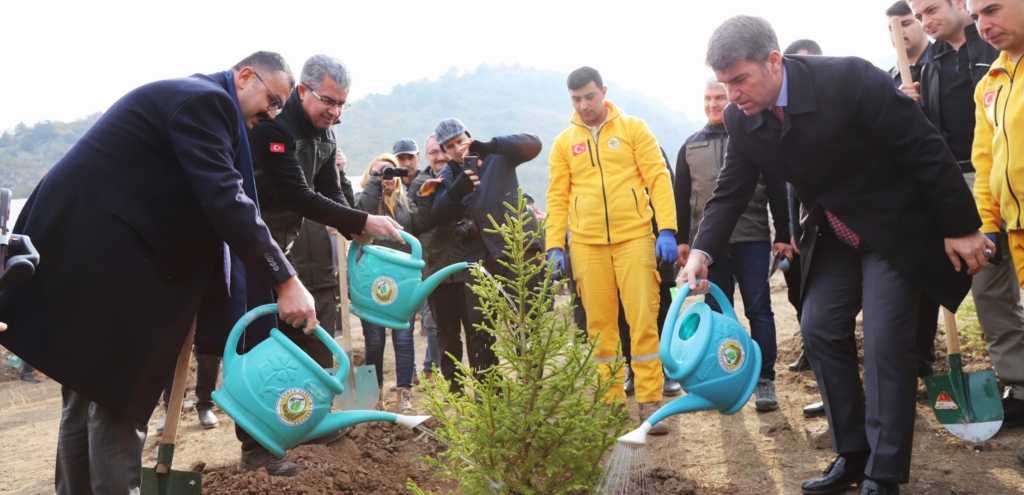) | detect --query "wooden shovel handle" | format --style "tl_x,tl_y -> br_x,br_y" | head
157,317 -> 196,474
890,16 -> 914,87
330,230 -> 352,353
943,308 -> 960,355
